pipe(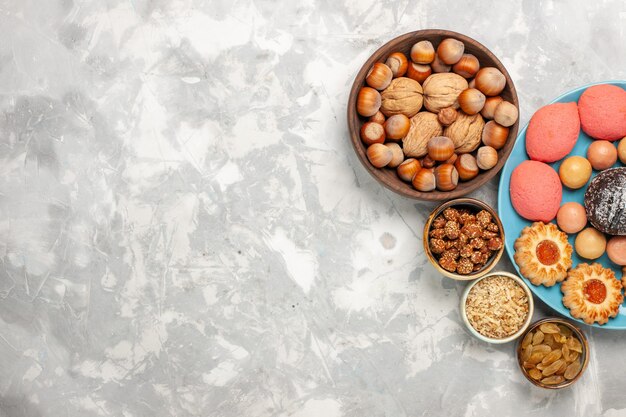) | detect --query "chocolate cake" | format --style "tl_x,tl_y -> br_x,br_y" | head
584,167 -> 626,235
